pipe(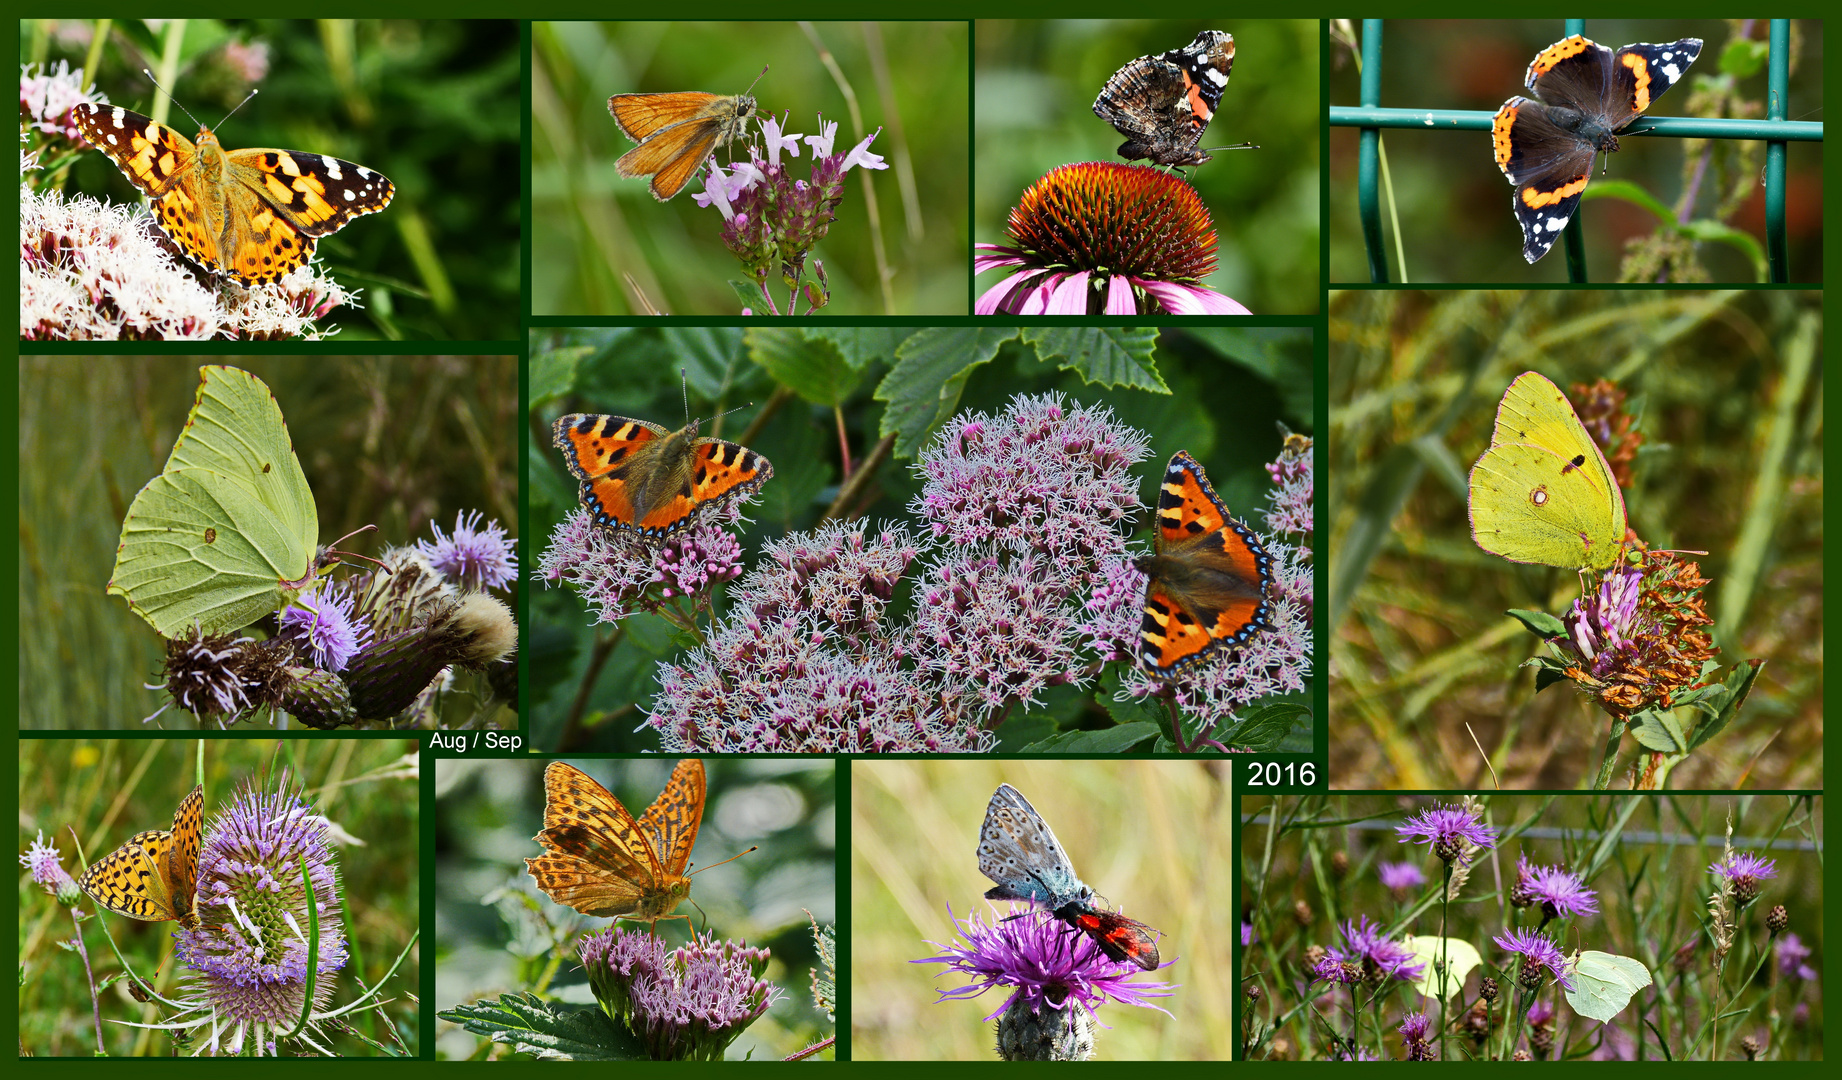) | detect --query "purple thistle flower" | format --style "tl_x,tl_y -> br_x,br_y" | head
1326,915 -> 1425,984
1512,857 -> 1599,920
281,583 -> 371,673
1525,999 -> 1556,1026
417,509 -> 518,593
154,630 -> 262,725
173,779 -> 350,1055
18,831 -> 77,900
1776,933 -> 1817,981
916,904 -> 1176,1024
1377,861 -> 1426,895
1399,1011 -> 1436,1060
576,927 -> 785,1061
1709,850 -> 1777,905
1397,803 -> 1499,866
1313,956 -> 1364,985
1493,928 -> 1573,994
